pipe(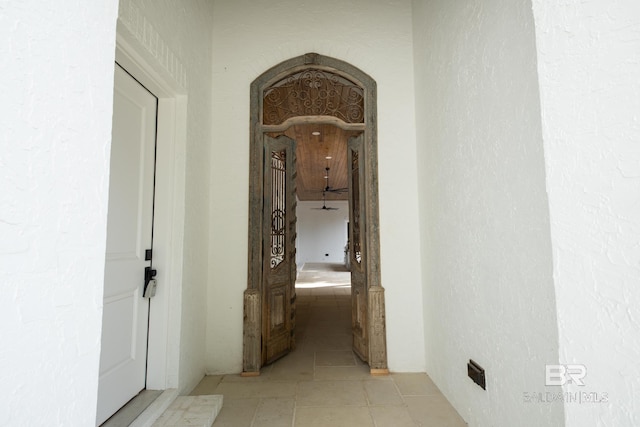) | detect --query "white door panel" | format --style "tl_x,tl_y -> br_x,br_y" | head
97,64 -> 157,425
